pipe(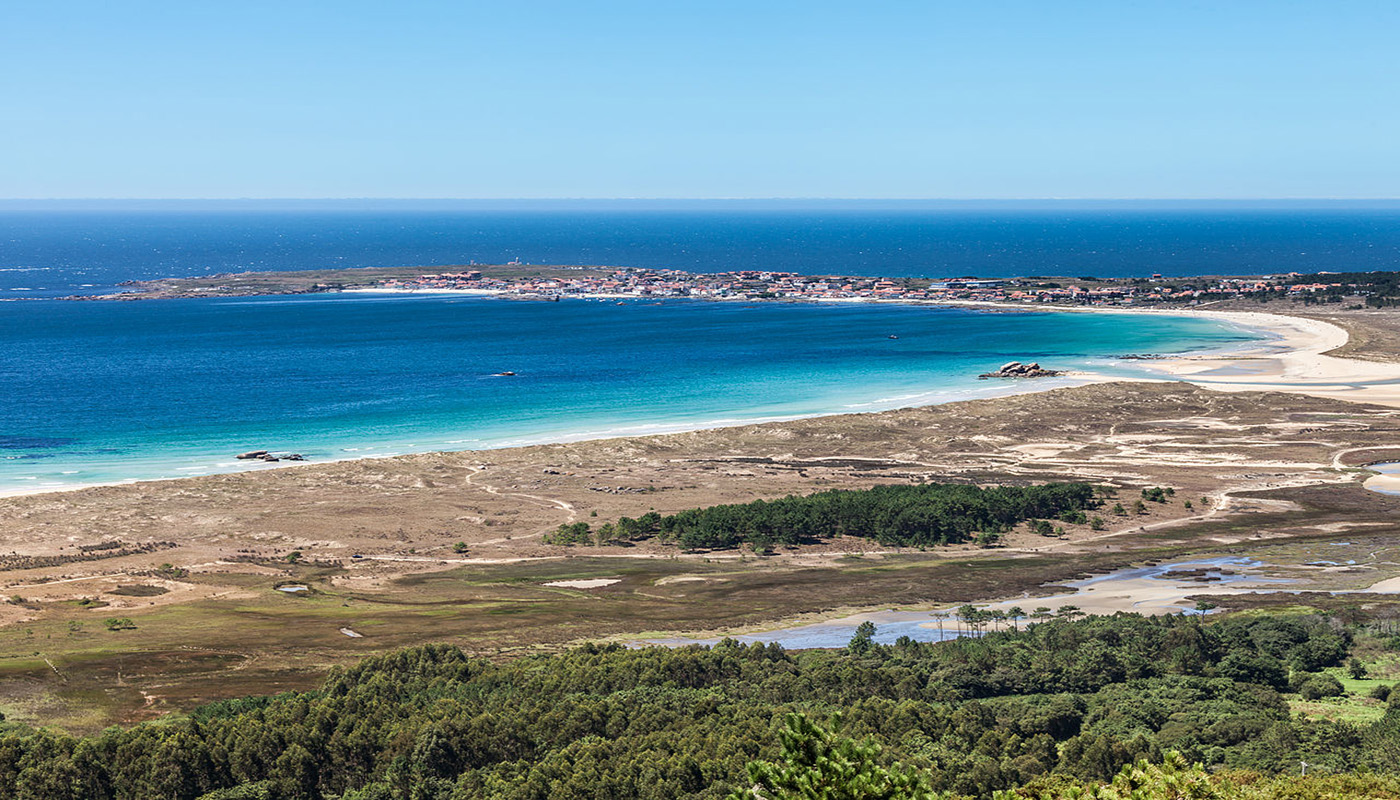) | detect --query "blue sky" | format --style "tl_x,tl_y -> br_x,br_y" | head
3,1 -> 1397,199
